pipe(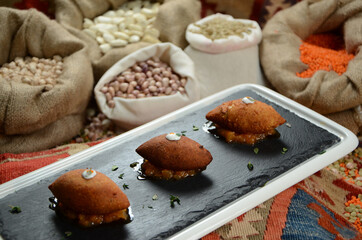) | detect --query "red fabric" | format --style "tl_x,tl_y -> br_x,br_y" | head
263,186 -> 298,240
0,155 -> 64,184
